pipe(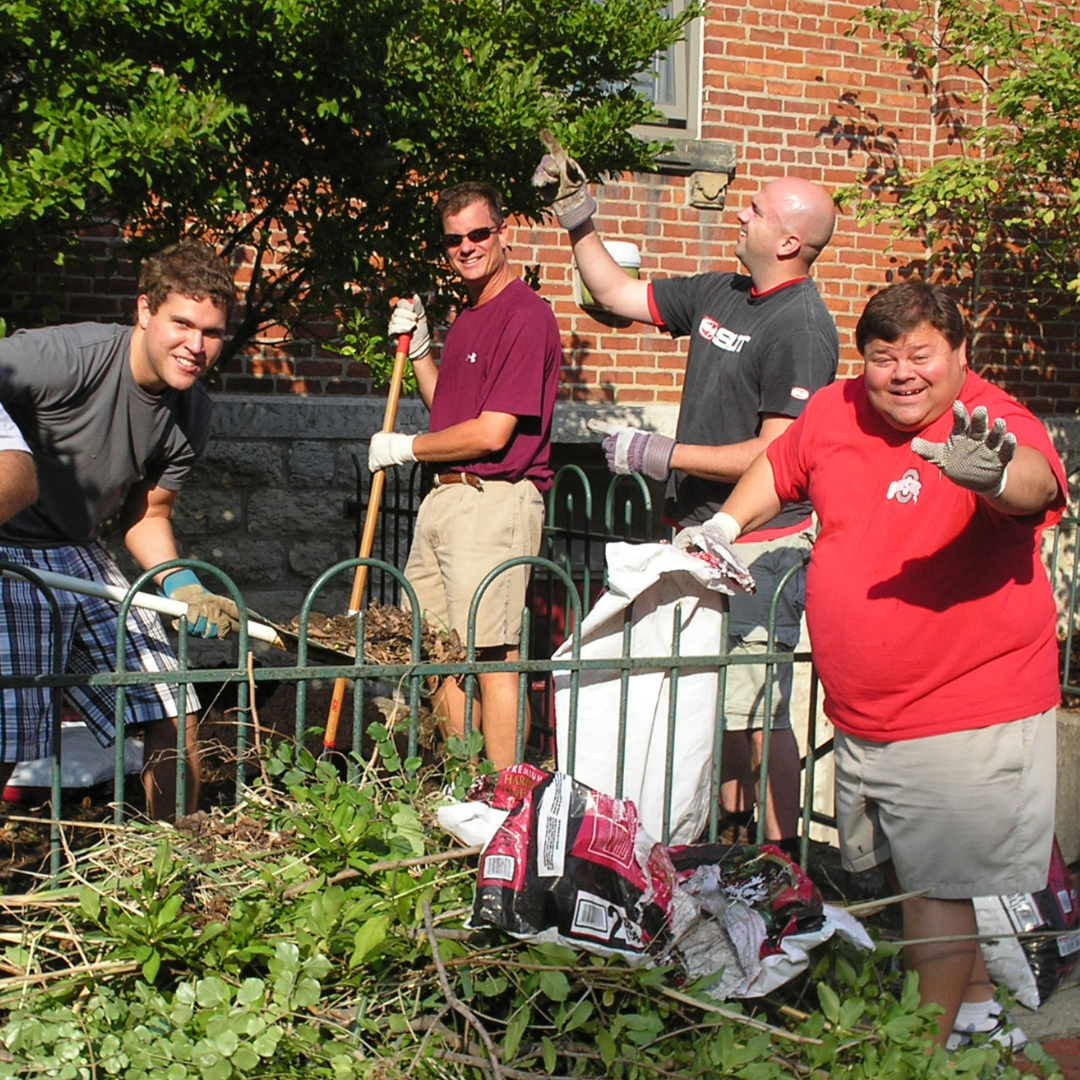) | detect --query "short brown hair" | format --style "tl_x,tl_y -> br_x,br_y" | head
437,181 -> 505,227
856,280 -> 966,354
138,240 -> 236,318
